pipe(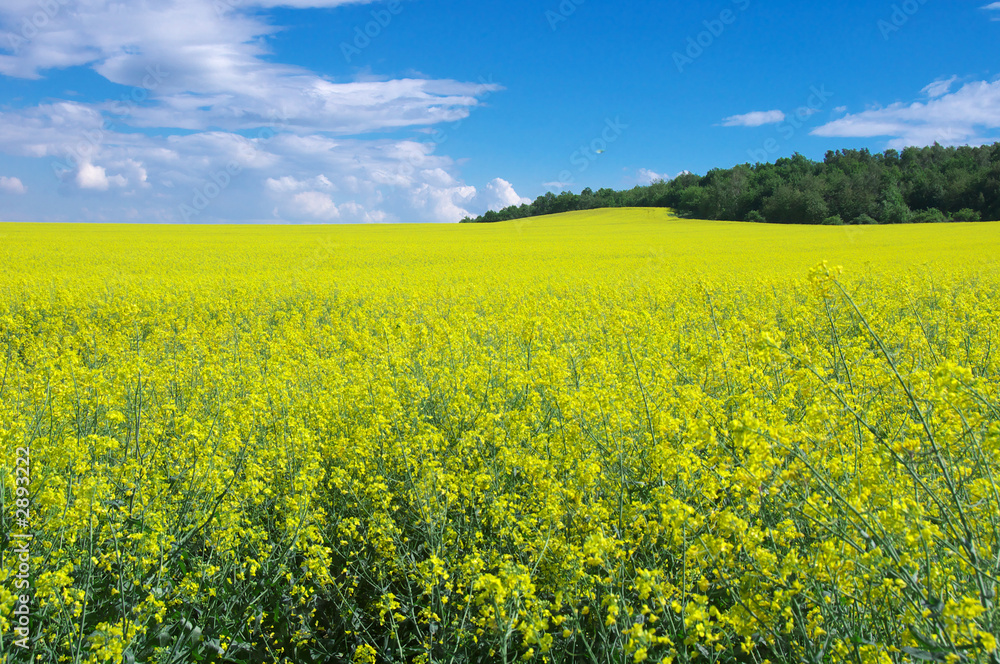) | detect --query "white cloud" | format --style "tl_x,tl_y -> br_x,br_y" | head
408,182 -> 477,223
420,168 -> 459,188
811,78 -> 1000,149
338,201 -> 387,224
266,175 -> 334,194
983,2 -> 1000,10
720,110 -> 786,127
637,168 -> 667,185
0,97 -> 507,221
0,1 -> 498,135
291,191 -> 340,220
0,0 -> 506,223
121,159 -> 149,187
76,161 -> 127,190
238,136 -> 509,223
922,76 -> 959,99
479,178 -> 530,210
0,176 -> 26,194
